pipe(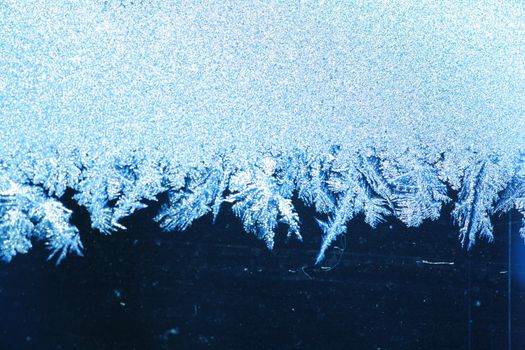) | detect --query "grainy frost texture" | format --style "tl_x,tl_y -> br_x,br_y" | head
0,0 -> 524,262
